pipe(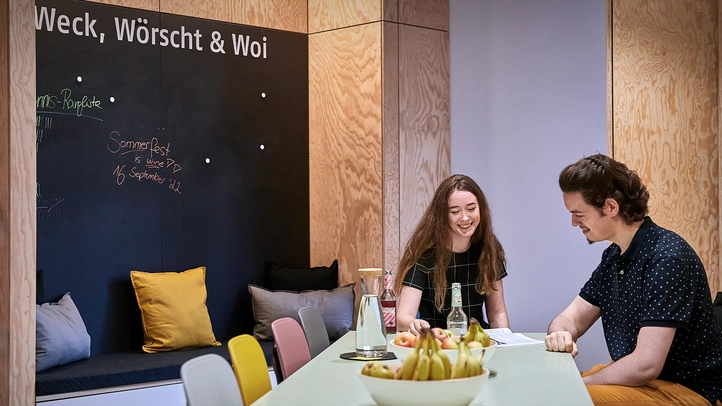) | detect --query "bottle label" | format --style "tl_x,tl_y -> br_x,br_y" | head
451,290 -> 462,308
381,300 -> 396,330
